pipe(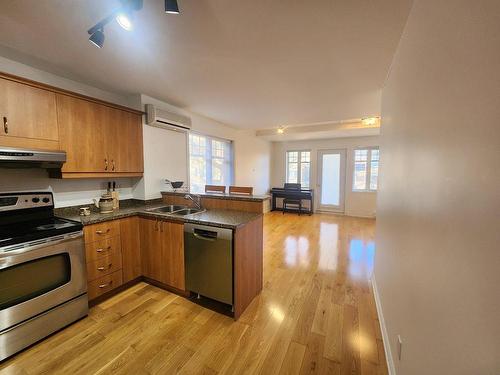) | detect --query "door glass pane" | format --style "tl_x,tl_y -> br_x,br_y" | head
321,153 -> 341,206
0,254 -> 71,310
